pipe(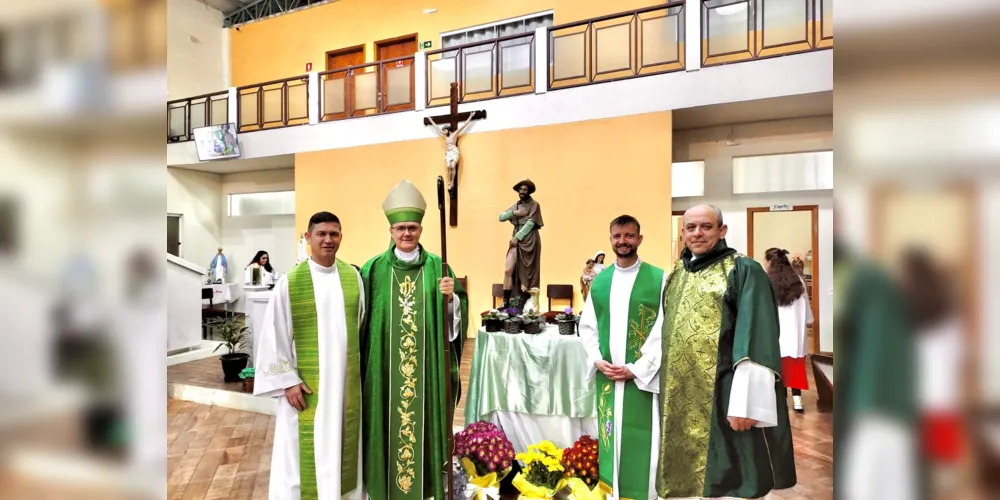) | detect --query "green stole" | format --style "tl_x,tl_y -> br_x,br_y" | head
287,258 -> 362,500
589,262 -> 663,500
361,244 -> 469,500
